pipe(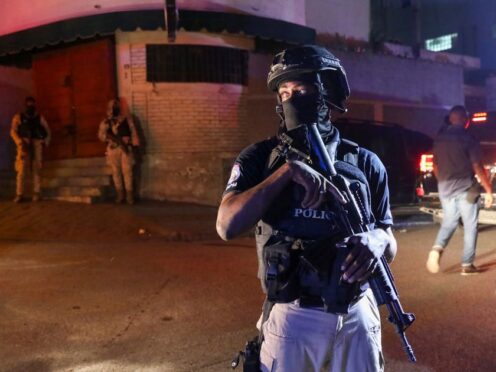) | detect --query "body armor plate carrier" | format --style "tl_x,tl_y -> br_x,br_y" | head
255,136 -> 374,314
107,117 -> 131,138
18,114 -> 47,140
